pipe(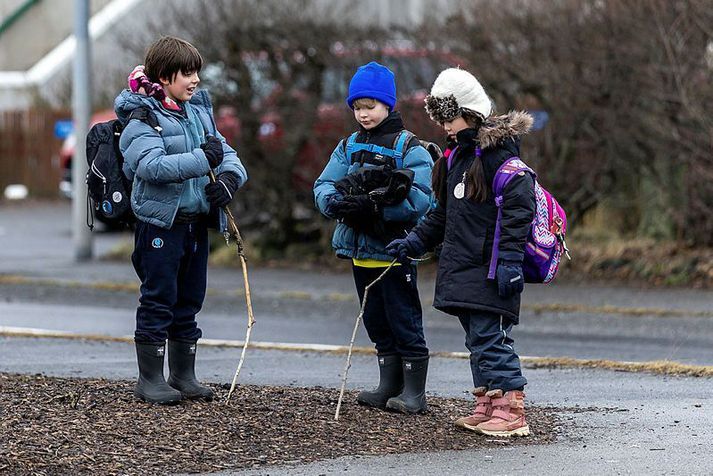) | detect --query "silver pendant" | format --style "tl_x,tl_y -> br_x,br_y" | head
454,182 -> 465,199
